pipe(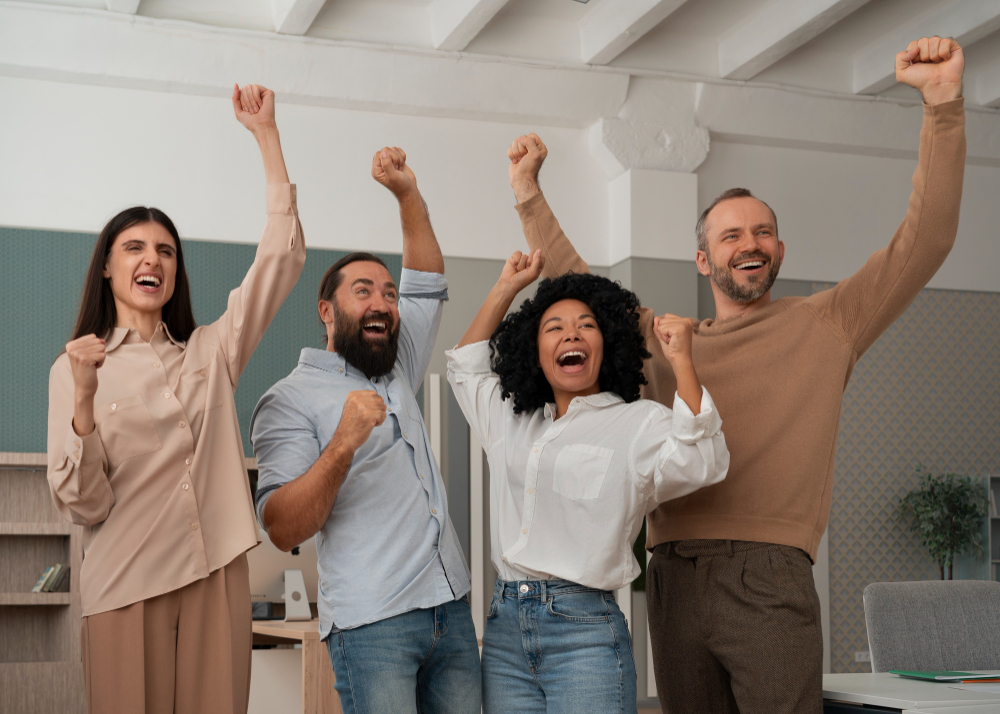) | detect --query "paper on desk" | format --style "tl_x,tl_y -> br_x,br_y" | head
949,683 -> 1000,693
